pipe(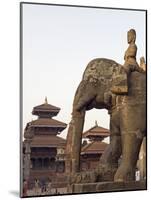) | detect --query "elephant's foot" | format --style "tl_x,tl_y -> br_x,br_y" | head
69,170 -> 98,184
71,171 -> 97,183
96,164 -> 117,182
68,165 -> 118,184
114,165 -> 135,182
